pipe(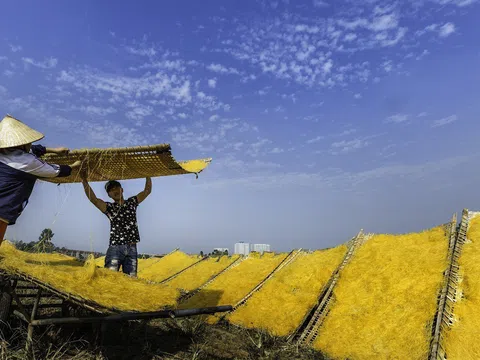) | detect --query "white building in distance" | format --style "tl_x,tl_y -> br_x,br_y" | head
251,244 -> 271,254
234,242 -> 250,255
234,243 -> 272,255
